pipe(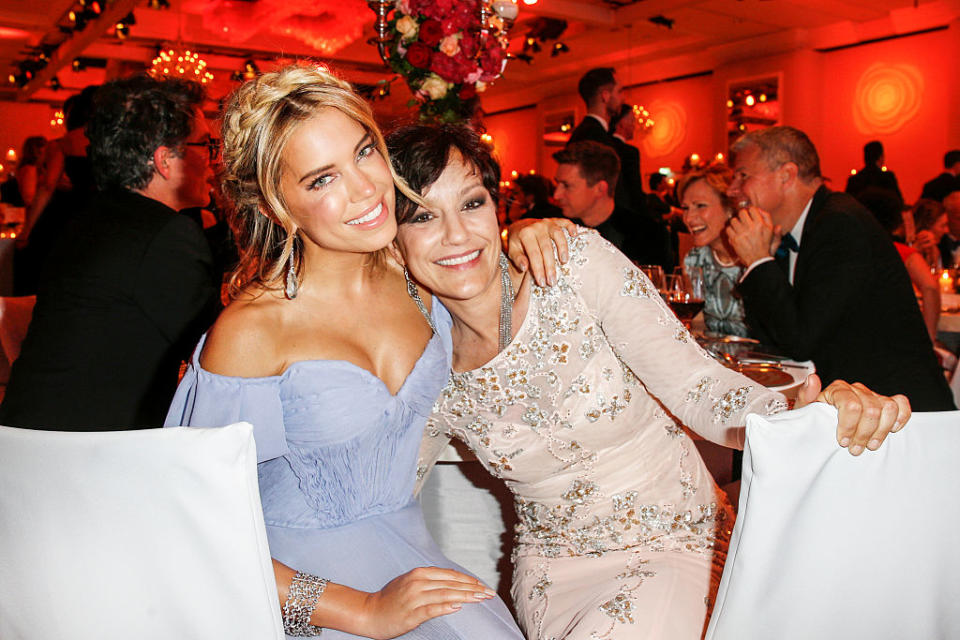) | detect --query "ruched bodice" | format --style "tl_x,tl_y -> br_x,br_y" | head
169,334 -> 445,530
166,304 -> 524,640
